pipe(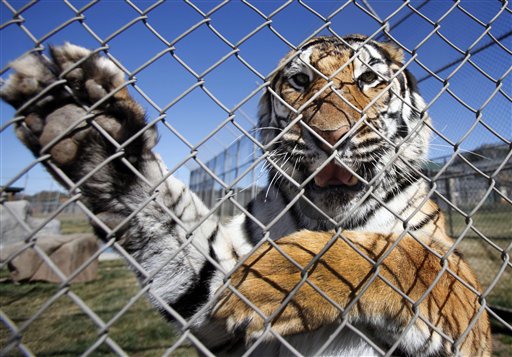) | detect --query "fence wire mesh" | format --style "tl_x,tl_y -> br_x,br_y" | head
0,0 -> 511,356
